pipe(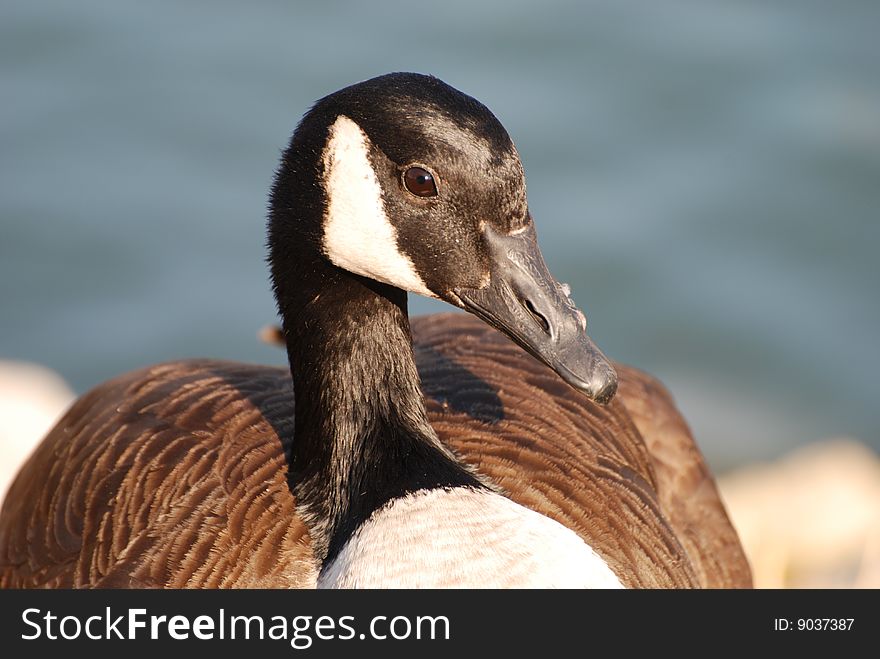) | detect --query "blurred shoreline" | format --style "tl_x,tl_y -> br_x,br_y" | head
0,360 -> 74,505
720,438 -> 880,589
